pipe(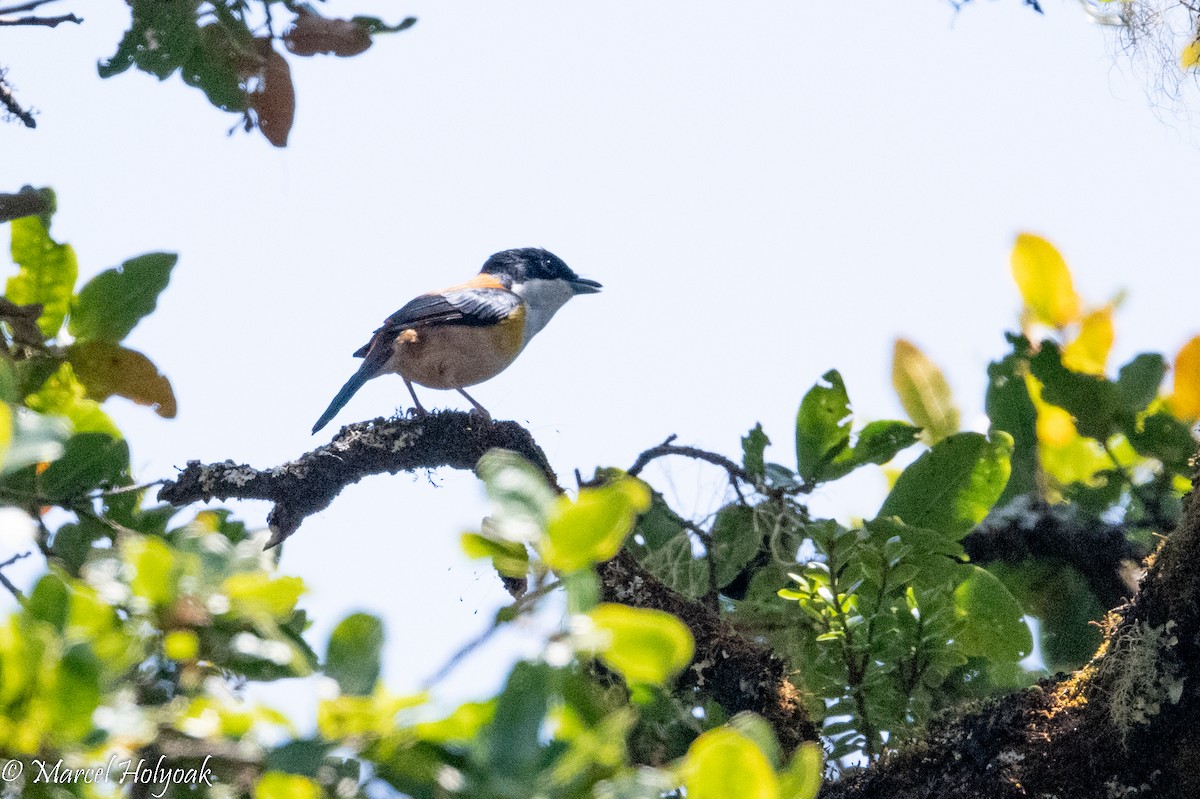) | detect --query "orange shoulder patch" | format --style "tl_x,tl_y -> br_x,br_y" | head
440,273 -> 507,292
